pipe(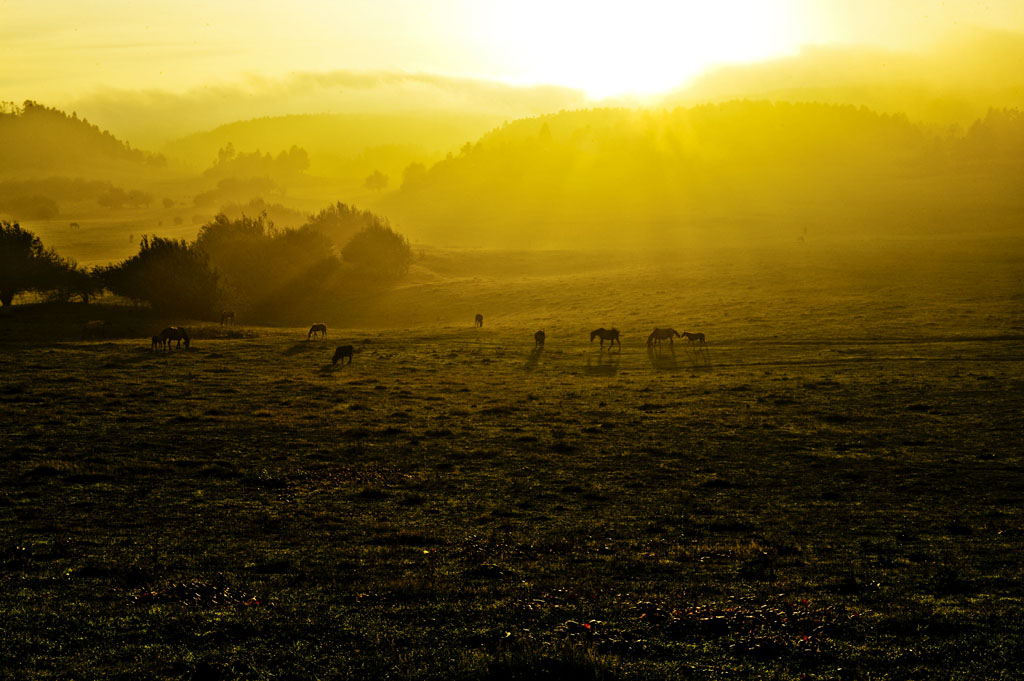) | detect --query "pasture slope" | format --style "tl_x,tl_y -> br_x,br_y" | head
1,239 -> 1023,680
